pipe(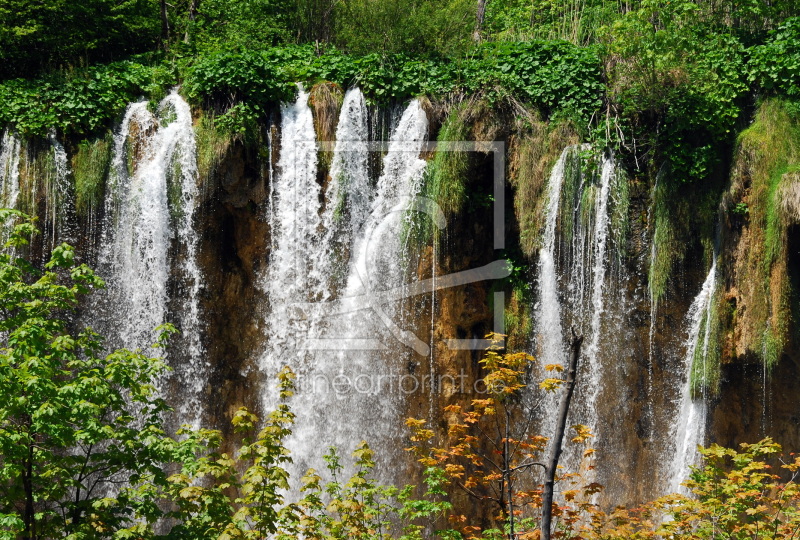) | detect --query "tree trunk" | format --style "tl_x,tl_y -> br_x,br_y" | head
474,0 -> 488,41
184,0 -> 201,43
160,0 -> 170,51
541,328 -> 583,540
23,441 -> 34,540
